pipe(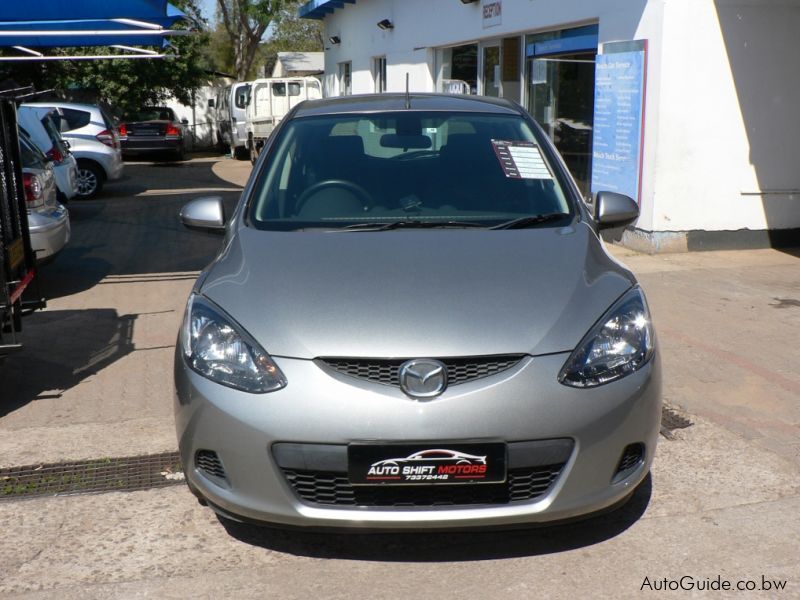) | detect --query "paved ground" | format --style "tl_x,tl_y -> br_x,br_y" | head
0,155 -> 798,598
